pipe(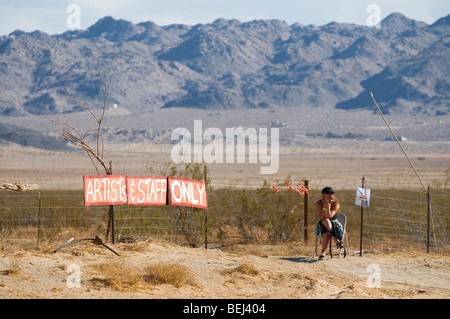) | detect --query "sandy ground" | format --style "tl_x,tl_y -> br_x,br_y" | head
0,240 -> 448,300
